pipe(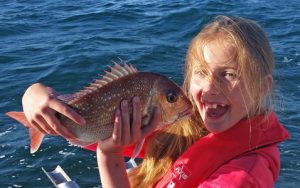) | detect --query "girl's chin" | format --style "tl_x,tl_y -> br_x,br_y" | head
202,113 -> 228,132
204,121 -> 222,132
